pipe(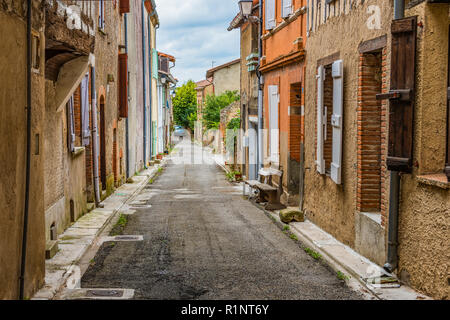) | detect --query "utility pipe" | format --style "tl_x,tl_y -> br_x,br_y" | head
257,0 -> 264,170
141,1 -> 147,166
91,65 -> 101,206
148,15 -> 153,159
124,13 -> 130,178
19,0 -> 32,300
384,0 -> 405,274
